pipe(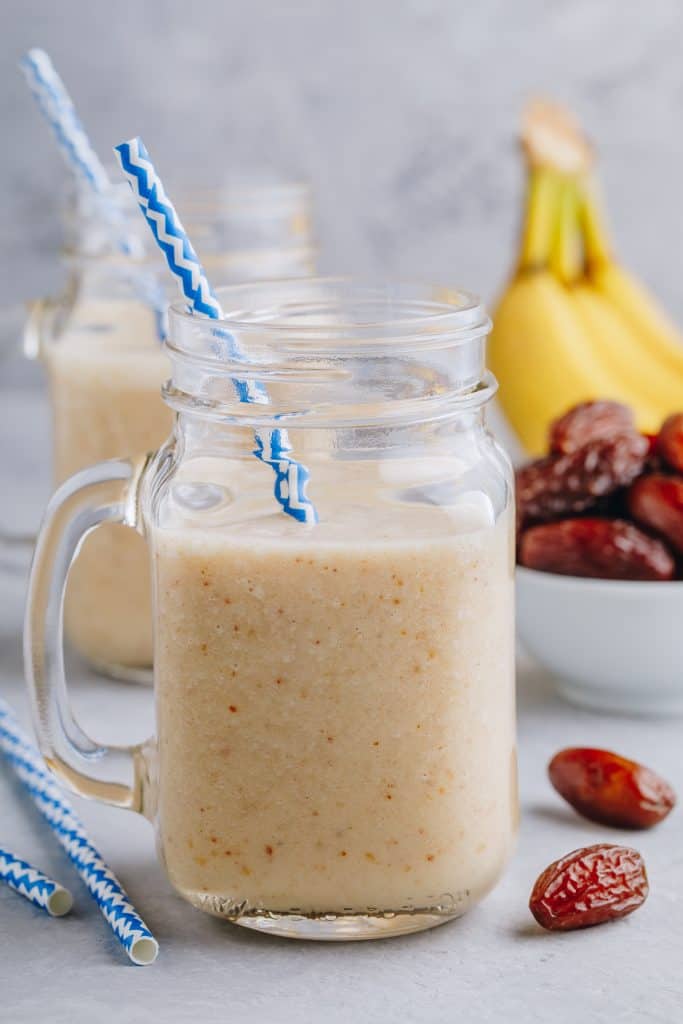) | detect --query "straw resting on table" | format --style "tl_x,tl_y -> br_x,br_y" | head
0,698 -> 158,965
0,847 -> 72,916
114,136 -> 318,525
